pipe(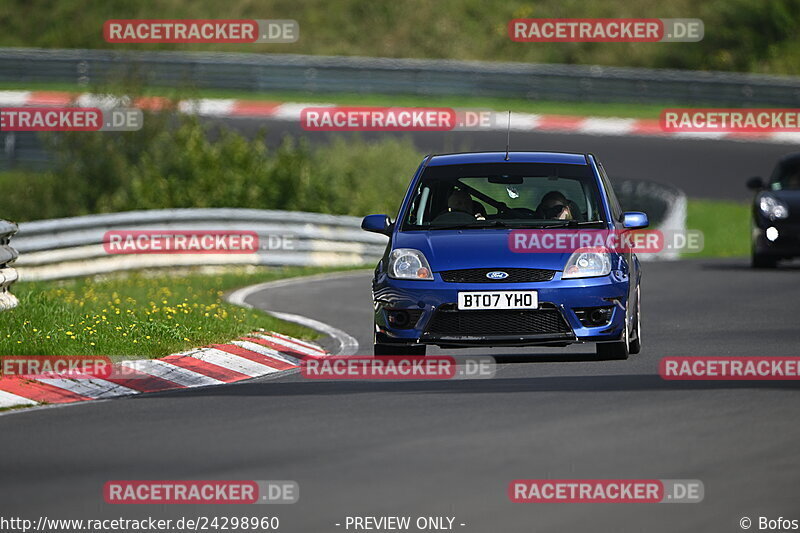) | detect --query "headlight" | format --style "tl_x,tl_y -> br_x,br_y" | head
759,195 -> 789,219
388,248 -> 434,280
562,247 -> 612,279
